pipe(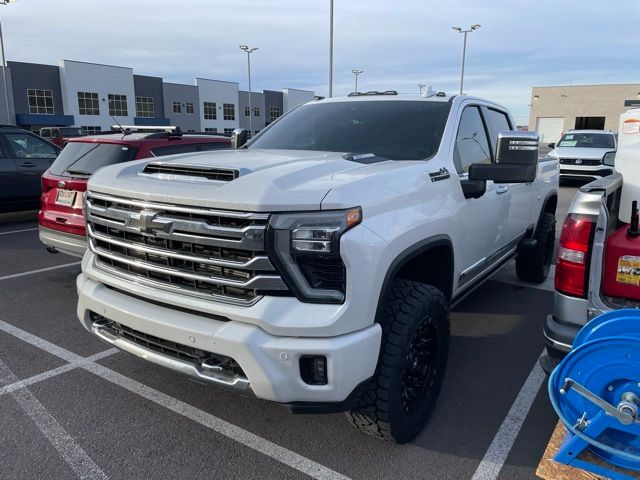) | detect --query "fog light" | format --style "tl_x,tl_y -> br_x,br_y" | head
299,355 -> 328,385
